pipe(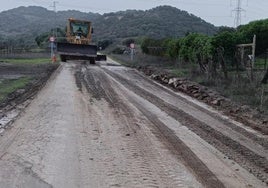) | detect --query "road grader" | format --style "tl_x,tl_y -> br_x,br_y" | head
57,18 -> 106,64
